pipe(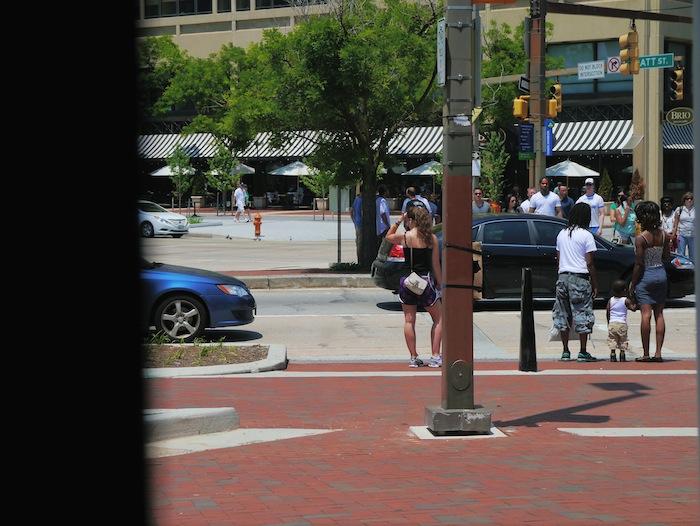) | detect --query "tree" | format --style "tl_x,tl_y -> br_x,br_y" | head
247,0 -> 441,267
598,168 -> 613,201
480,21 -> 563,130
167,144 -> 194,213
207,142 -> 242,215
301,165 -> 335,220
629,168 -> 646,202
480,131 -> 510,206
